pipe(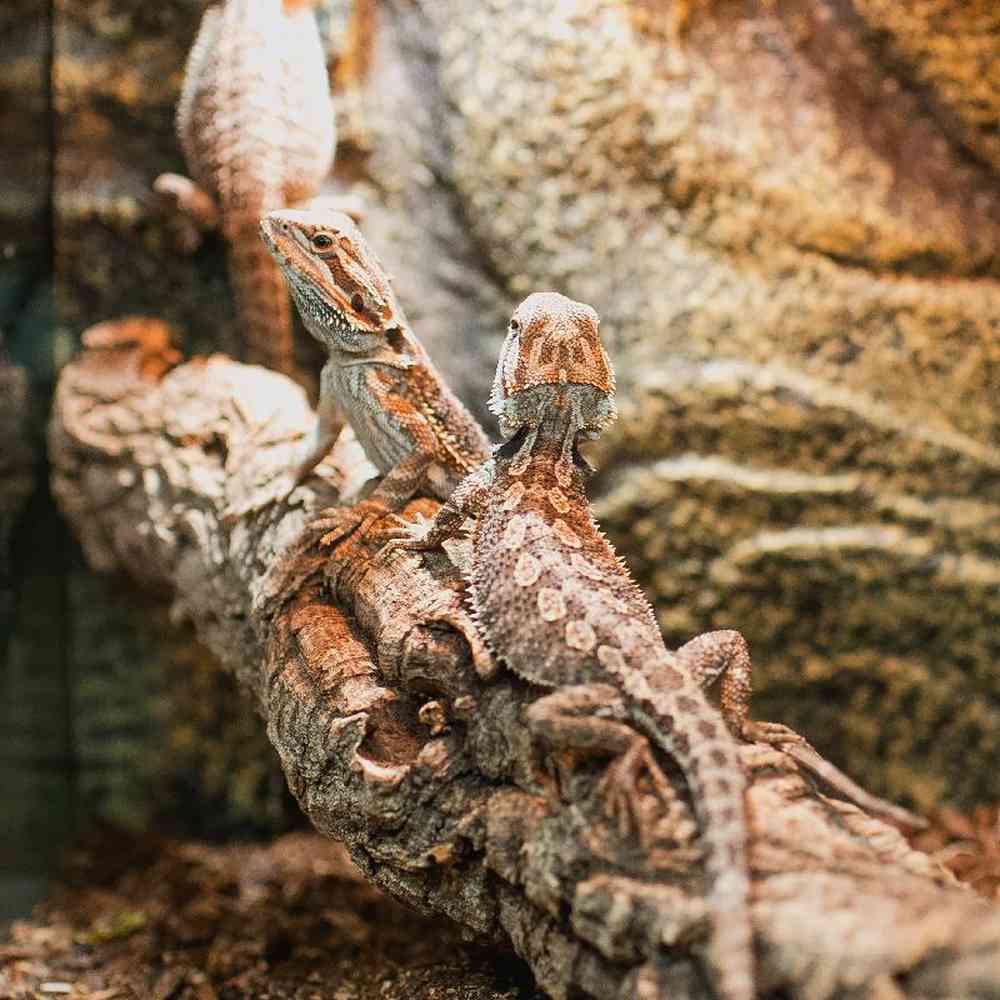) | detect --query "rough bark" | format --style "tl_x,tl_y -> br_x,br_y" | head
48,323 -> 1000,1000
